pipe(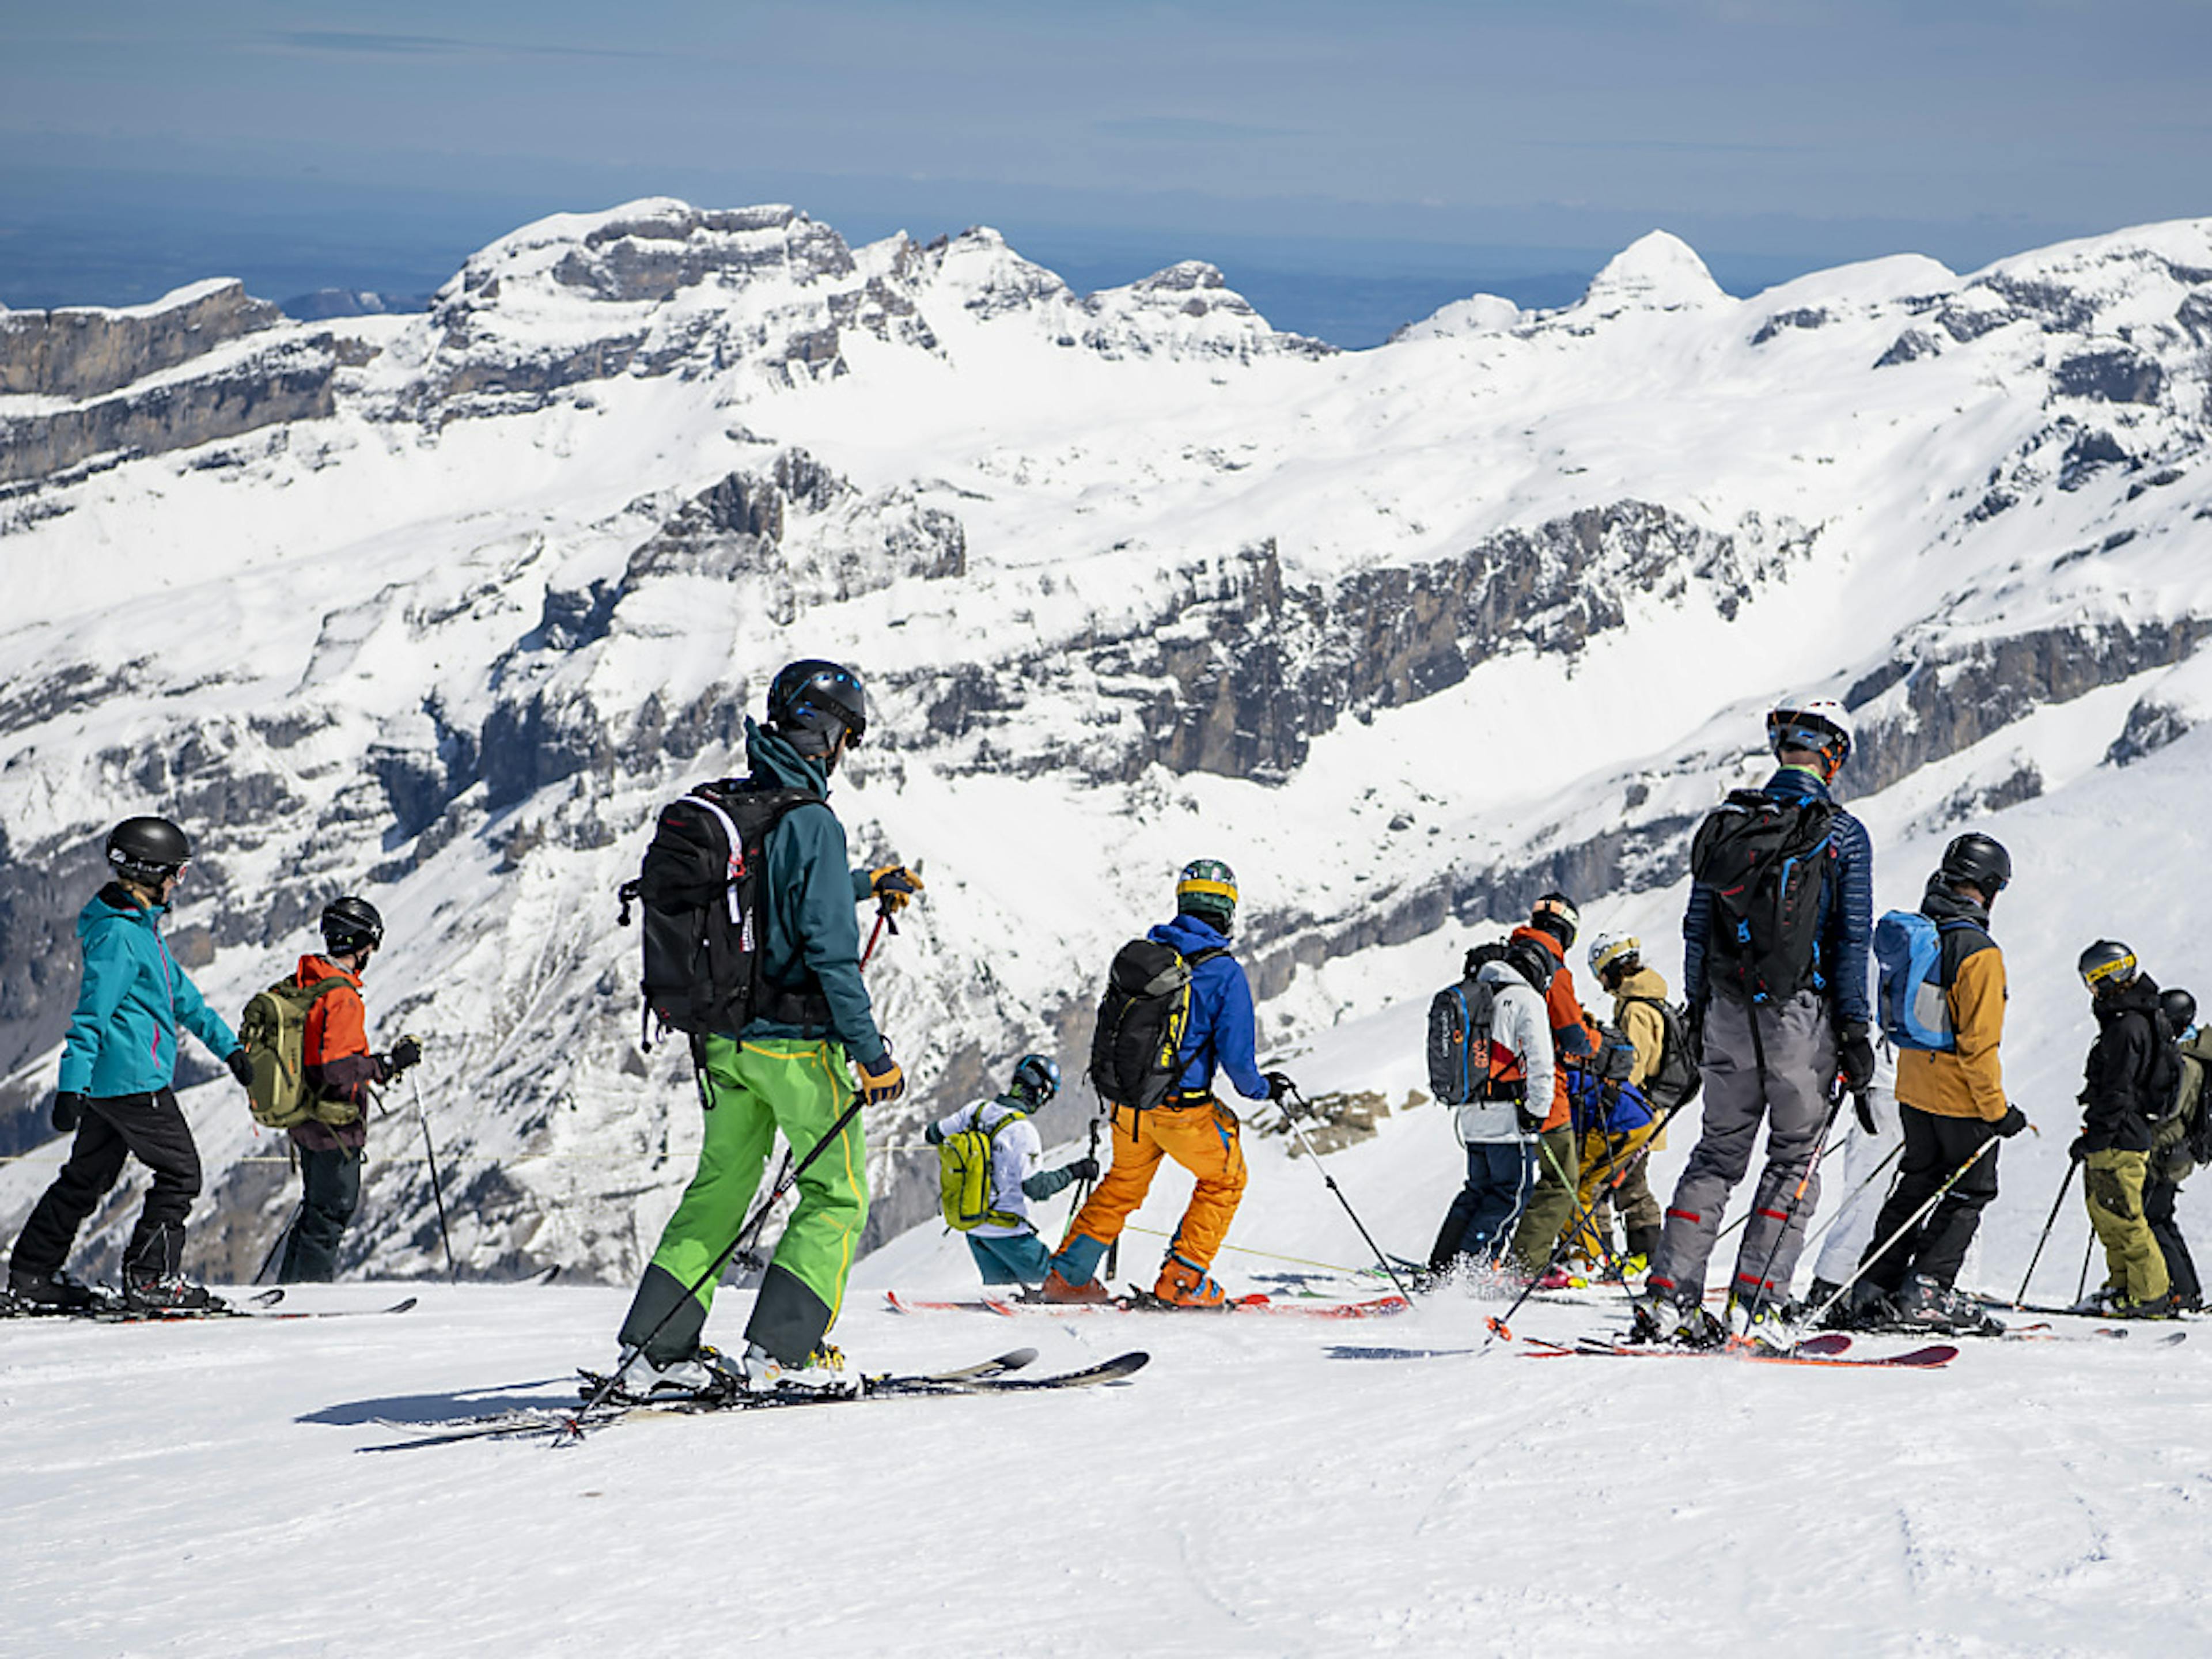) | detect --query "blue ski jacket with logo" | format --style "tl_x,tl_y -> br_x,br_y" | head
1150,912 -> 1271,1103
58,885 -> 238,1097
